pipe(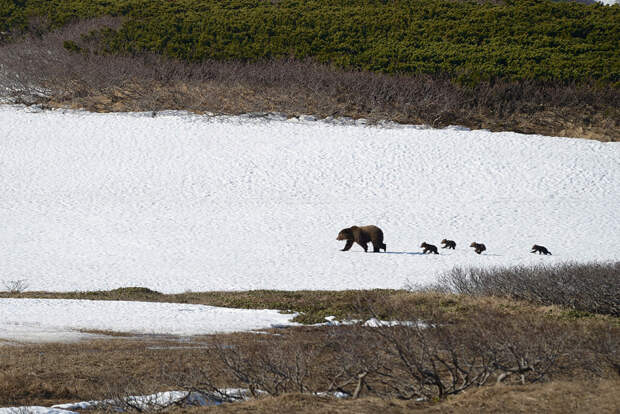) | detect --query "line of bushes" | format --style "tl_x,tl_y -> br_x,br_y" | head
436,261 -> 620,316
2,0 -> 619,84
167,304 -> 618,402
3,22 -> 618,140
